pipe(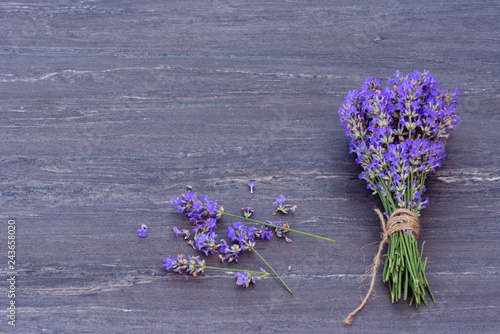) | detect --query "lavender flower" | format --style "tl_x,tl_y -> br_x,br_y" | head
241,206 -> 254,219
170,190 -> 224,223
227,222 -> 255,244
219,240 -> 243,263
172,227 -> 182,237
273,195 -> 297,214
235,271 -> 259,287
248,182 -> 255,193
163,254 -> 206,277
255,224 -> 274,240
271,220 -> 292,243
273,194 -> 286,206
137,224 -> 148,238
194,231 -> 220,256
